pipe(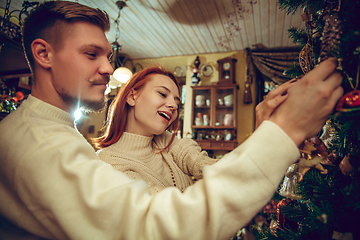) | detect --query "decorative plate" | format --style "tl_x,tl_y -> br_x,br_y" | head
200,64 -> 213,77
174,66 -> 186,78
